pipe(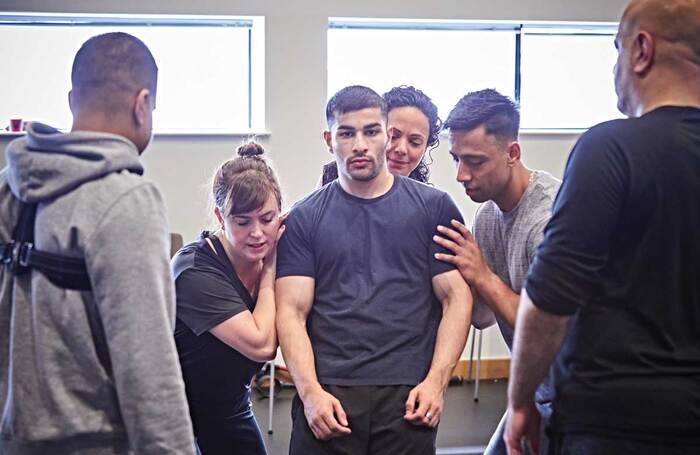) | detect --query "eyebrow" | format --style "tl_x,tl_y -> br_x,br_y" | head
232,210 -> 276,219
337,122 -> 383,132
337,125 -> 356,132
449,150 -> 487,159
